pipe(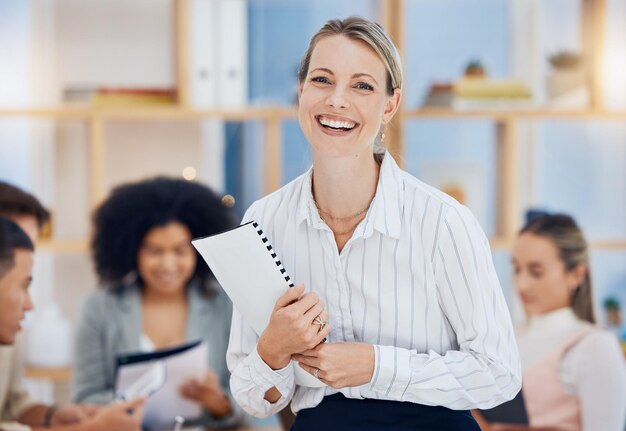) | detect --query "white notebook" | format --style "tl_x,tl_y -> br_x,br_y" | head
192,221 -> 325,388
115,341 -> 207,428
